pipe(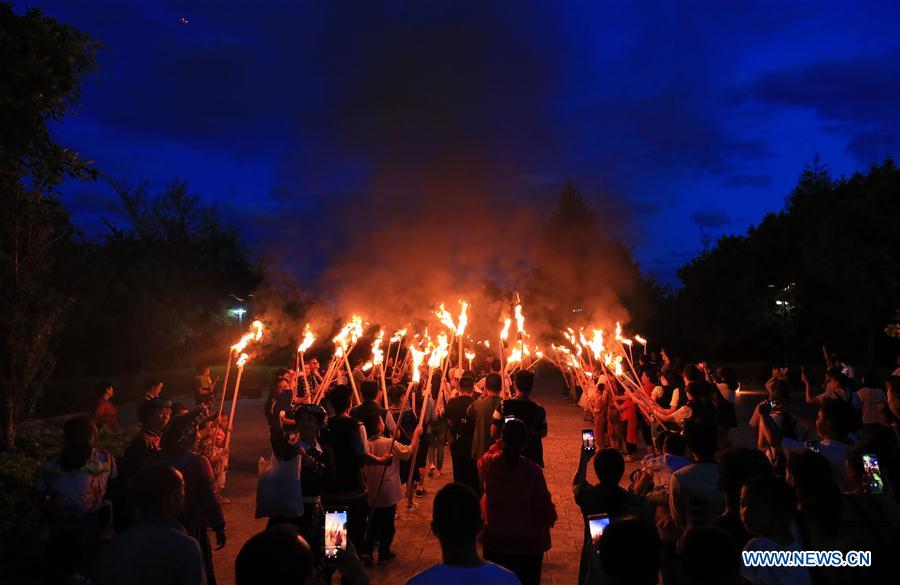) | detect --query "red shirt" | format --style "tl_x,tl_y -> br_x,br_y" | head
477,449 -> 557,554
